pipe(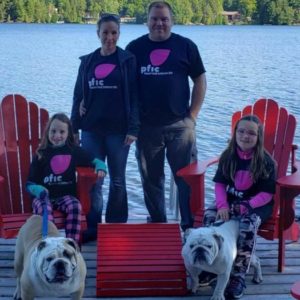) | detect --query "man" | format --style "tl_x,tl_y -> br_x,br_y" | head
126,1 -> 207,231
